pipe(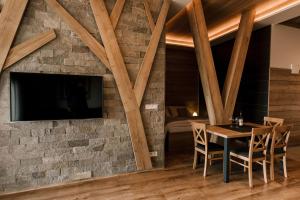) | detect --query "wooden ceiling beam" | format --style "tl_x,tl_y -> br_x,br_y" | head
0,0 -> 28,72
222,9 -> 256,120
134,0 -> 171,107
3,30 -> 56,70
90,0 -> 152,170
187,0 -> 224,125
